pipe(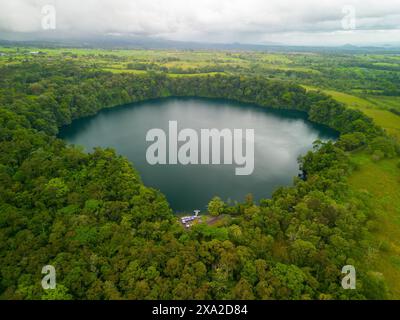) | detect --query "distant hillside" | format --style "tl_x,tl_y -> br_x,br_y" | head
1,32 -> 400,54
